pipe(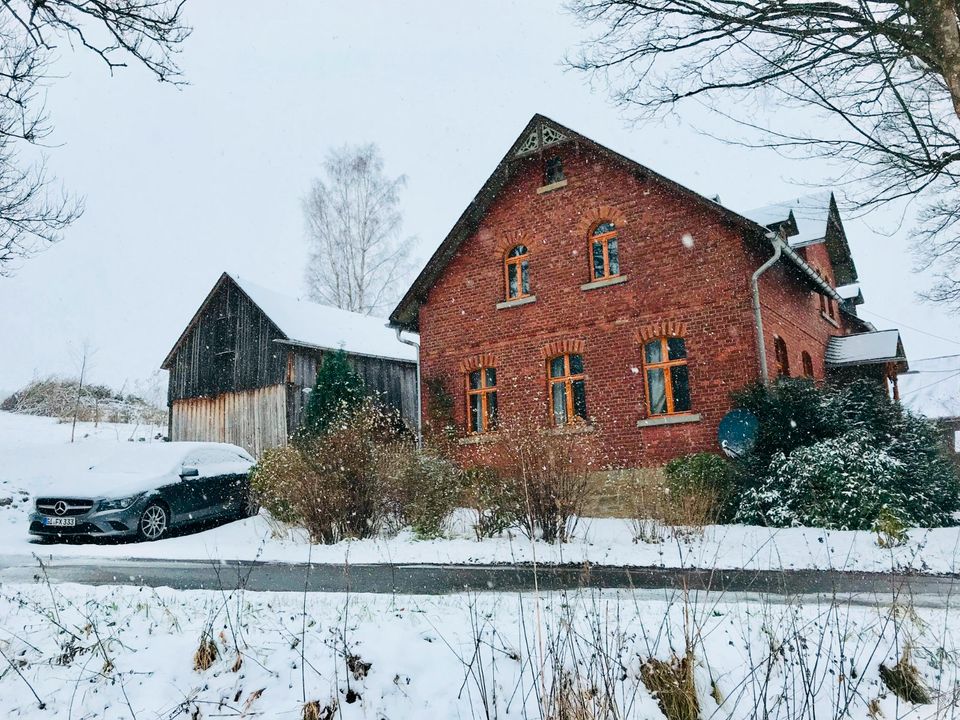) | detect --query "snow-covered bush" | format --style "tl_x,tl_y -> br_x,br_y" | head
663,452 -> 732,521
462,466 -> 519,540
735,433 -> 910,529
732,378 -> 960,529
298,349 -> 366,438
379,448 -> 462,539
